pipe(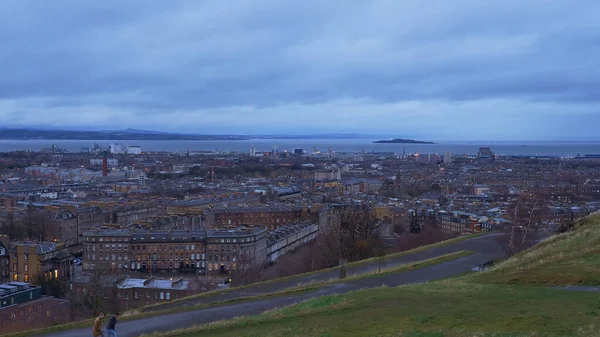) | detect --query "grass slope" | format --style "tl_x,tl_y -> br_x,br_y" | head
142,282 -> 600,337
472,213 -> 600,286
